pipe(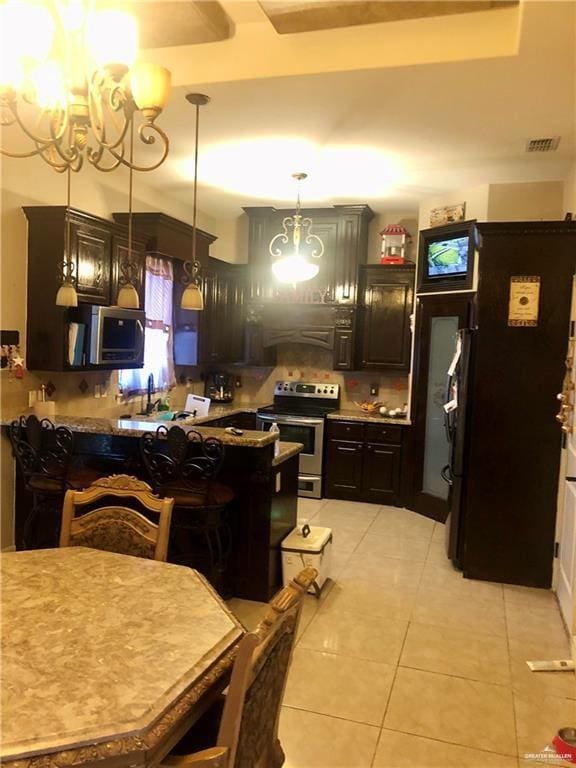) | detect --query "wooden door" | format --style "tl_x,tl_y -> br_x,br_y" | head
410,293 -> 474,522
357,264 -> 415,370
